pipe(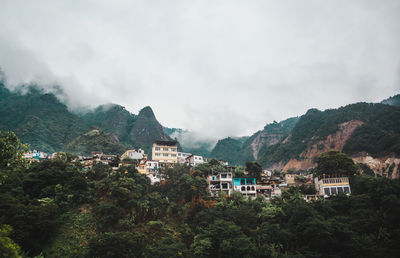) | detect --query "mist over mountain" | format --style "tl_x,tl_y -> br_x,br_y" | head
0,80 -> 173,155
